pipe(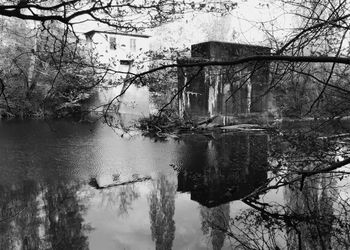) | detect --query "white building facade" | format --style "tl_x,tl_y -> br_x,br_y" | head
83,30 -> 151,118
84,30 -> 150,78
